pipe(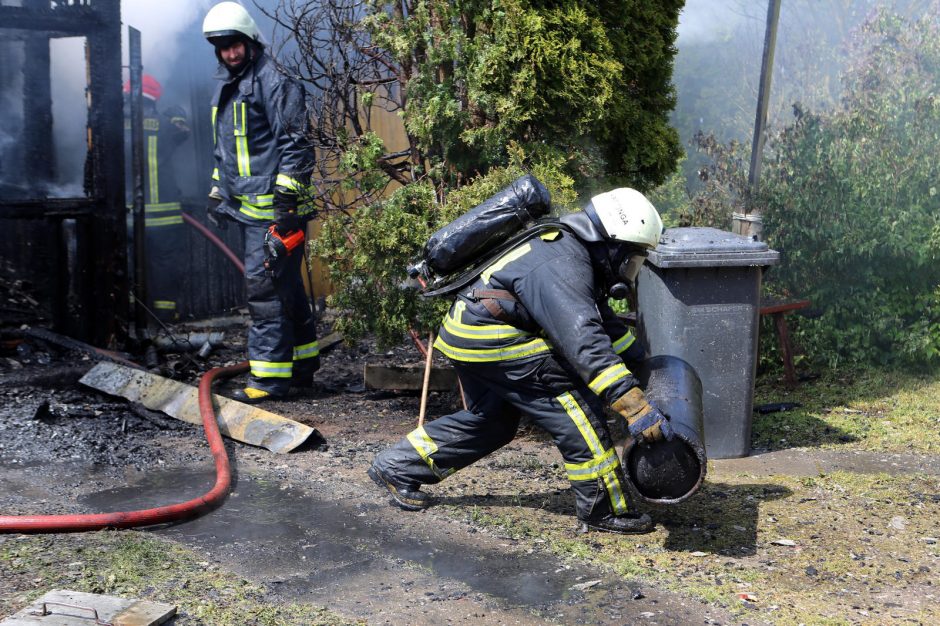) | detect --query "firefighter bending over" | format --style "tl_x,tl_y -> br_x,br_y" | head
369,187 -> 672,534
